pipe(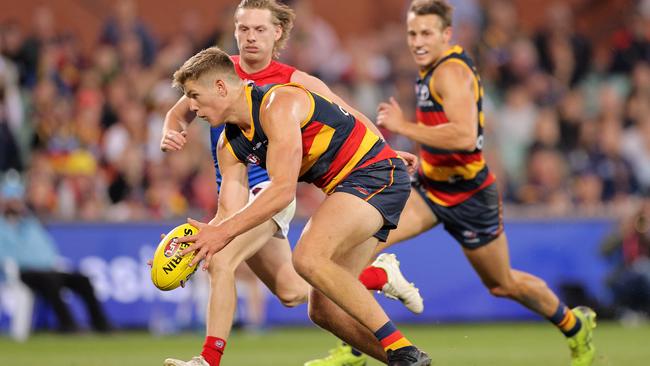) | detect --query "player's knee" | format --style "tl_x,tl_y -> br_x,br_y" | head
207,254 -> 237,280
276,288 -> 307,308
291,250 -> 319,280
486,280 -> 520,299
